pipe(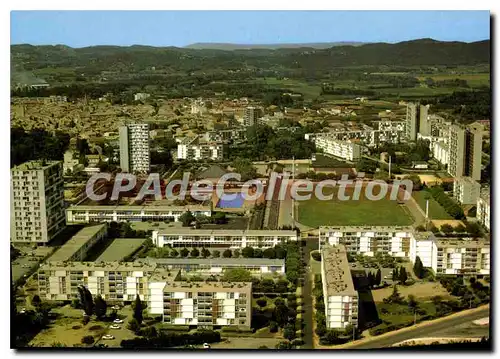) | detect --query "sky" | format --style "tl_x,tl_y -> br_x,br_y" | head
11,10 -> 490,47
